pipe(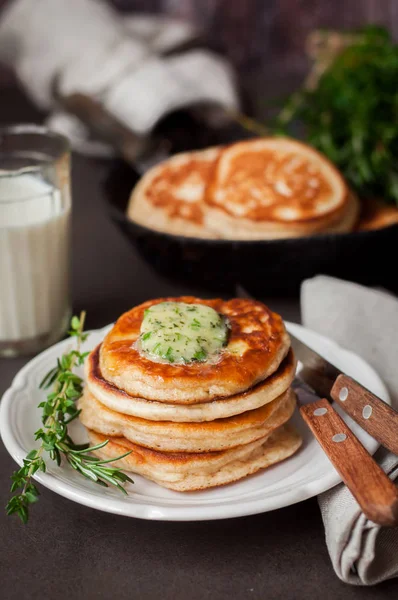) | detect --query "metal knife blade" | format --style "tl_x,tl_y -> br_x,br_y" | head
291,375 -> 326,406
290,333 -> 342,400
